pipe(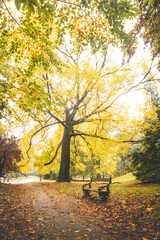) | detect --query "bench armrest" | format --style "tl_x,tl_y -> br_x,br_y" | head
82,179 -> 92,190
98,182 -> 110,192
